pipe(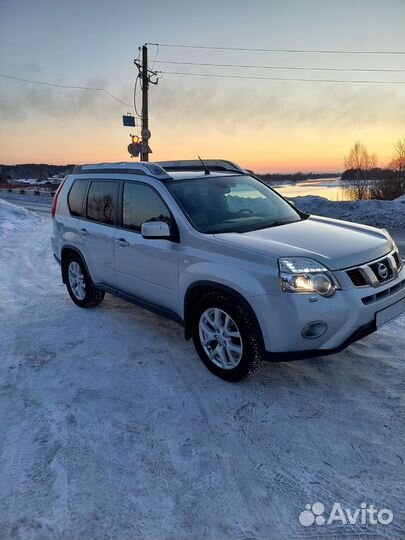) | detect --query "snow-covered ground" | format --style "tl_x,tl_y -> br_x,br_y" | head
0,198 -> 40,233
0,191 -> 54,207
0,200 -> 404,540
291,195 -> 405,233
